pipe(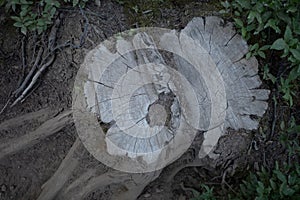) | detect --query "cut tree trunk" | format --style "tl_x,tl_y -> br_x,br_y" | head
38,16 -> 269,200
